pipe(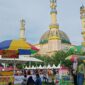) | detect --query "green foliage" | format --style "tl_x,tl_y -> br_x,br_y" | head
33,54 -> 53,66
6,63 -> 13,67
0,63 -> 3,67
16,64 -> 23,69
25,49 -> 85,68
52,51 -> 66,65
62,60 -> 72,68
26,51 -> 73,67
